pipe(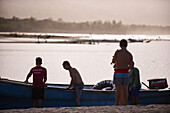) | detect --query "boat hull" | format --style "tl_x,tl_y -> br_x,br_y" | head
0,79 -> 170,109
